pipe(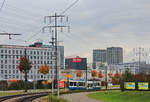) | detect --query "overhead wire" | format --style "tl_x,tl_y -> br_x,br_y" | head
26,0 -> 80,41
0,0 -> 5,11
61,0 -> 79,14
